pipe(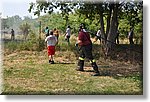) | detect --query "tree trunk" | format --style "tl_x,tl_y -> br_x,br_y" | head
98,4 -> 107,57
65,15 -> 69,26
106,4 -> 112,38
106,4 -> 119,56
99,4 -> 105,40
